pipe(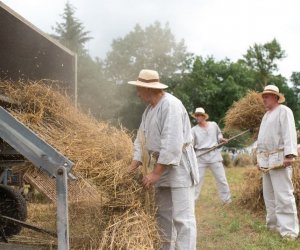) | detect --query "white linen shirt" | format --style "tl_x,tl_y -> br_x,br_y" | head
257,105 -> 298,168
191,122 -> 224,164
133,93 -> 198,187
